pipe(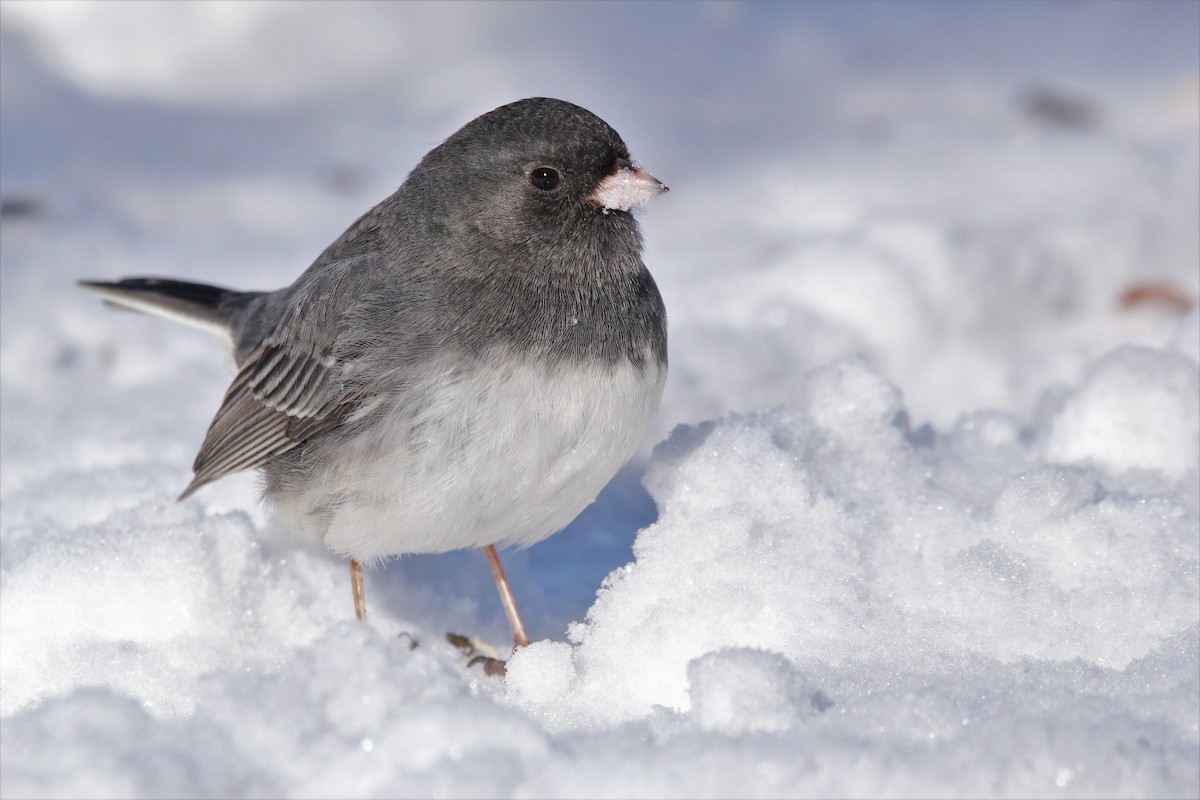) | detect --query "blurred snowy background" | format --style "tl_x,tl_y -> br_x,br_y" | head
1,1 -> 1197,797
